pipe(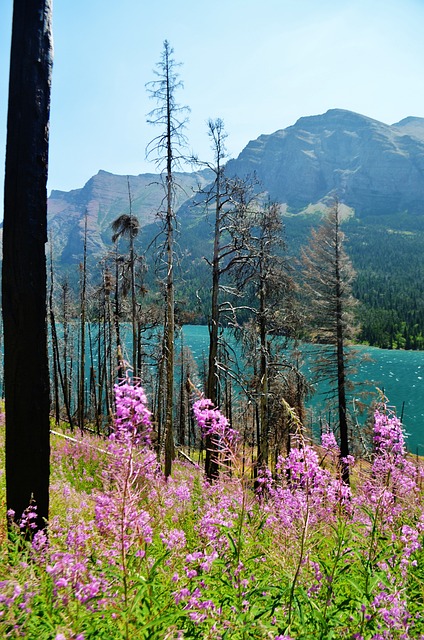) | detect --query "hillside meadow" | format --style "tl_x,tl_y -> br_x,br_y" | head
1,387 -> 424,639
